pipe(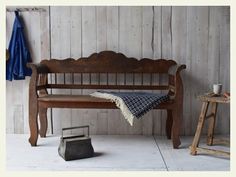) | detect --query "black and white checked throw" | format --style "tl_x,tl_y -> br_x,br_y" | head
91,91 -> 169,125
